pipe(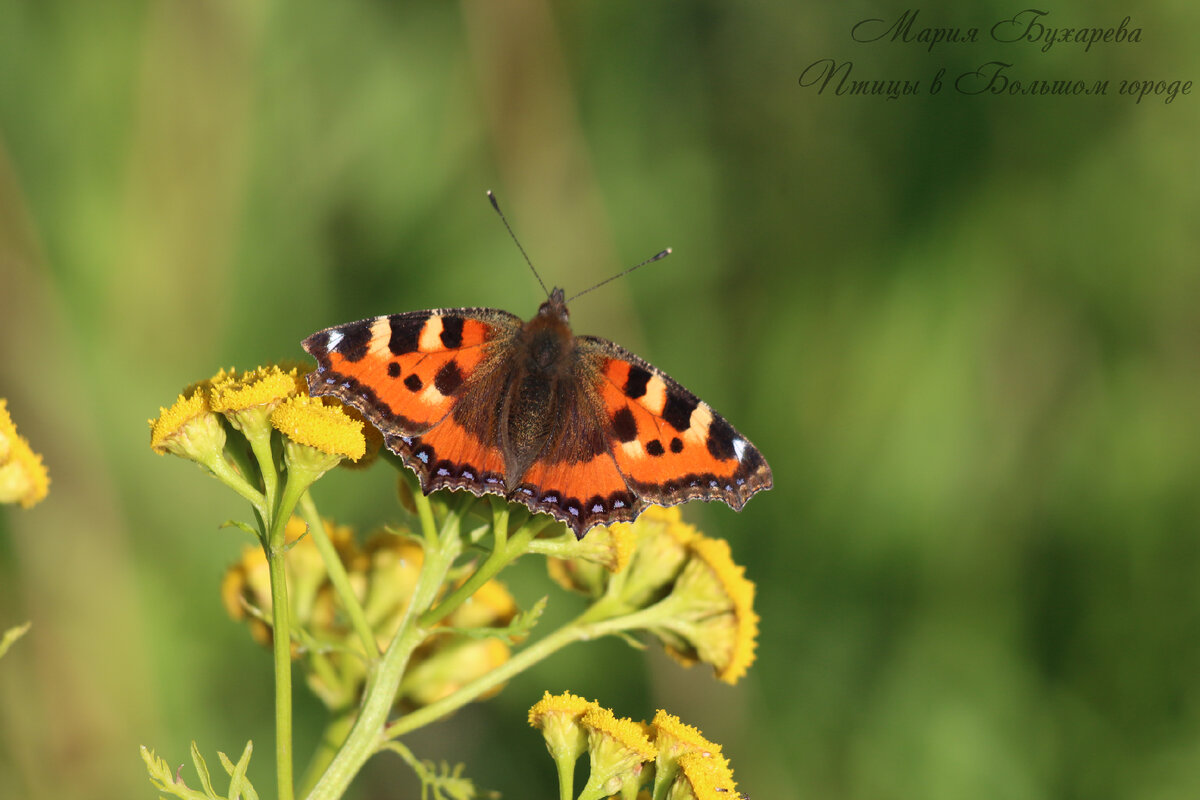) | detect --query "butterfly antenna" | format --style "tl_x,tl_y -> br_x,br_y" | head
566,247 -> 672,304
488,190 -> 549,298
